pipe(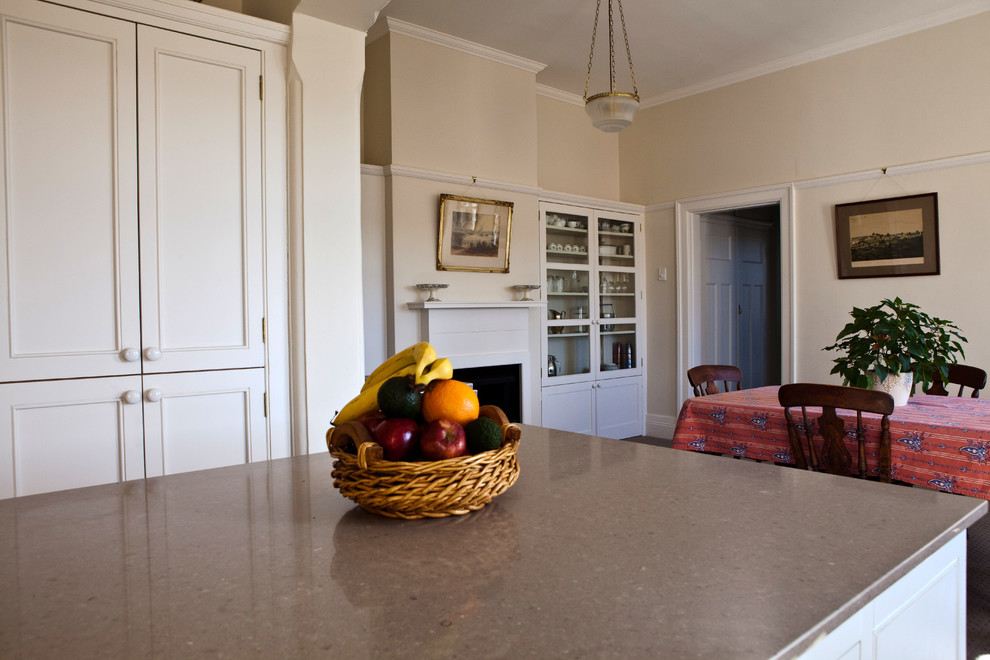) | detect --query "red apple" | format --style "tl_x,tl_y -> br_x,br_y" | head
355,409 -> 386,435
373,417 -> 420,461
420,419 -> 467,460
